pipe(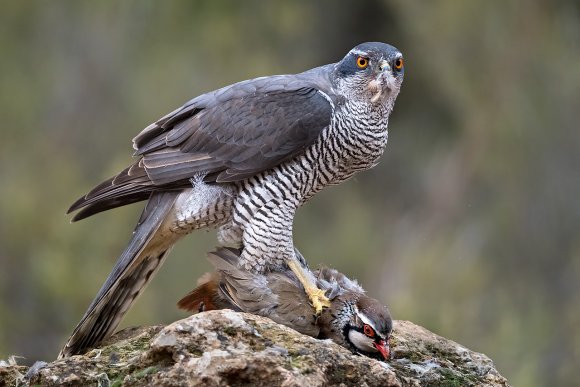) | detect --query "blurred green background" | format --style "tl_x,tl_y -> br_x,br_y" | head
1,1 -> 579,385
